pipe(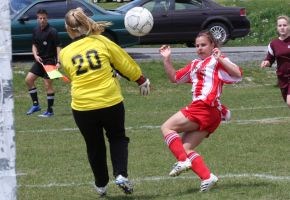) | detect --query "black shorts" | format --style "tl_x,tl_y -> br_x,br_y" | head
30,58 -> 57,79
